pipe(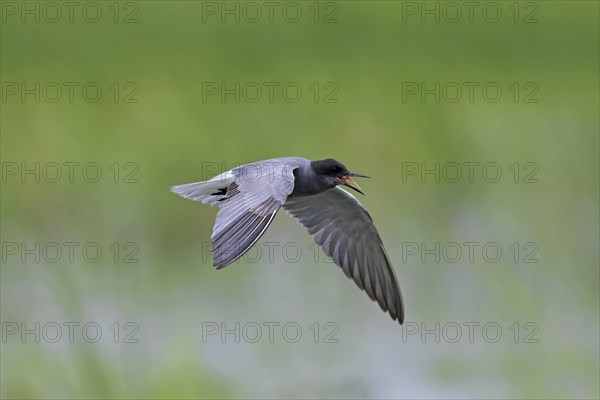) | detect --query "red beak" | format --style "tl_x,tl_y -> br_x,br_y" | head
338,176 -> 364,195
